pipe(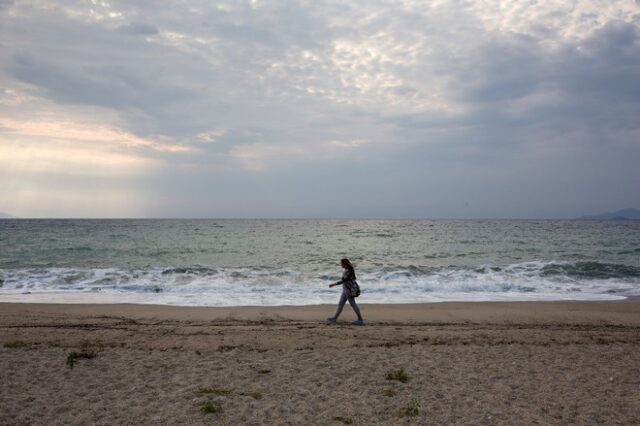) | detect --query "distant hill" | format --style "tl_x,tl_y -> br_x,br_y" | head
579,208 -> 640,220
0,211 -> 17,218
